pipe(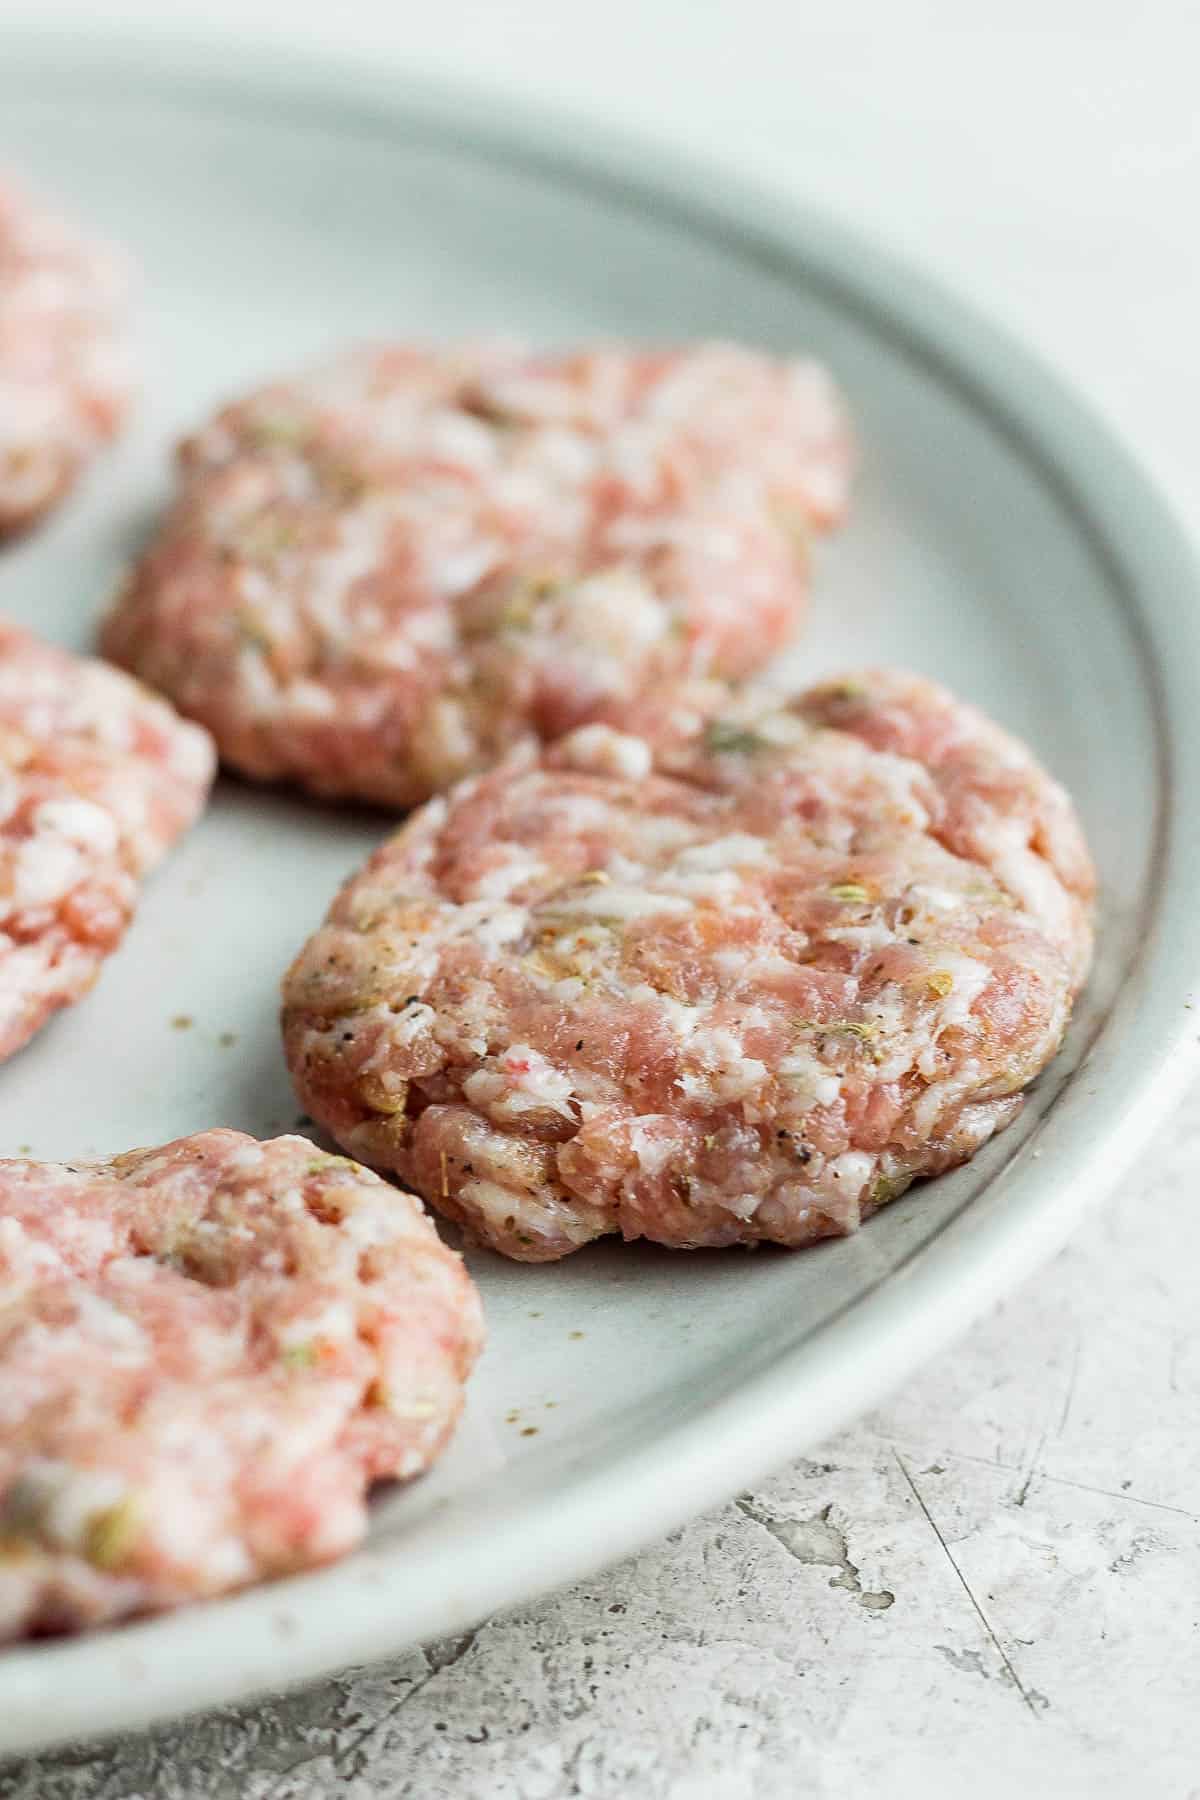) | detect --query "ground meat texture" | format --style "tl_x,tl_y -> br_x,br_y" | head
0,620 -> 215,1060
282,670 -> 1095,1261
101,340 -> 851,807
0,1130 -> 483,1639
0,176 -> 131,535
